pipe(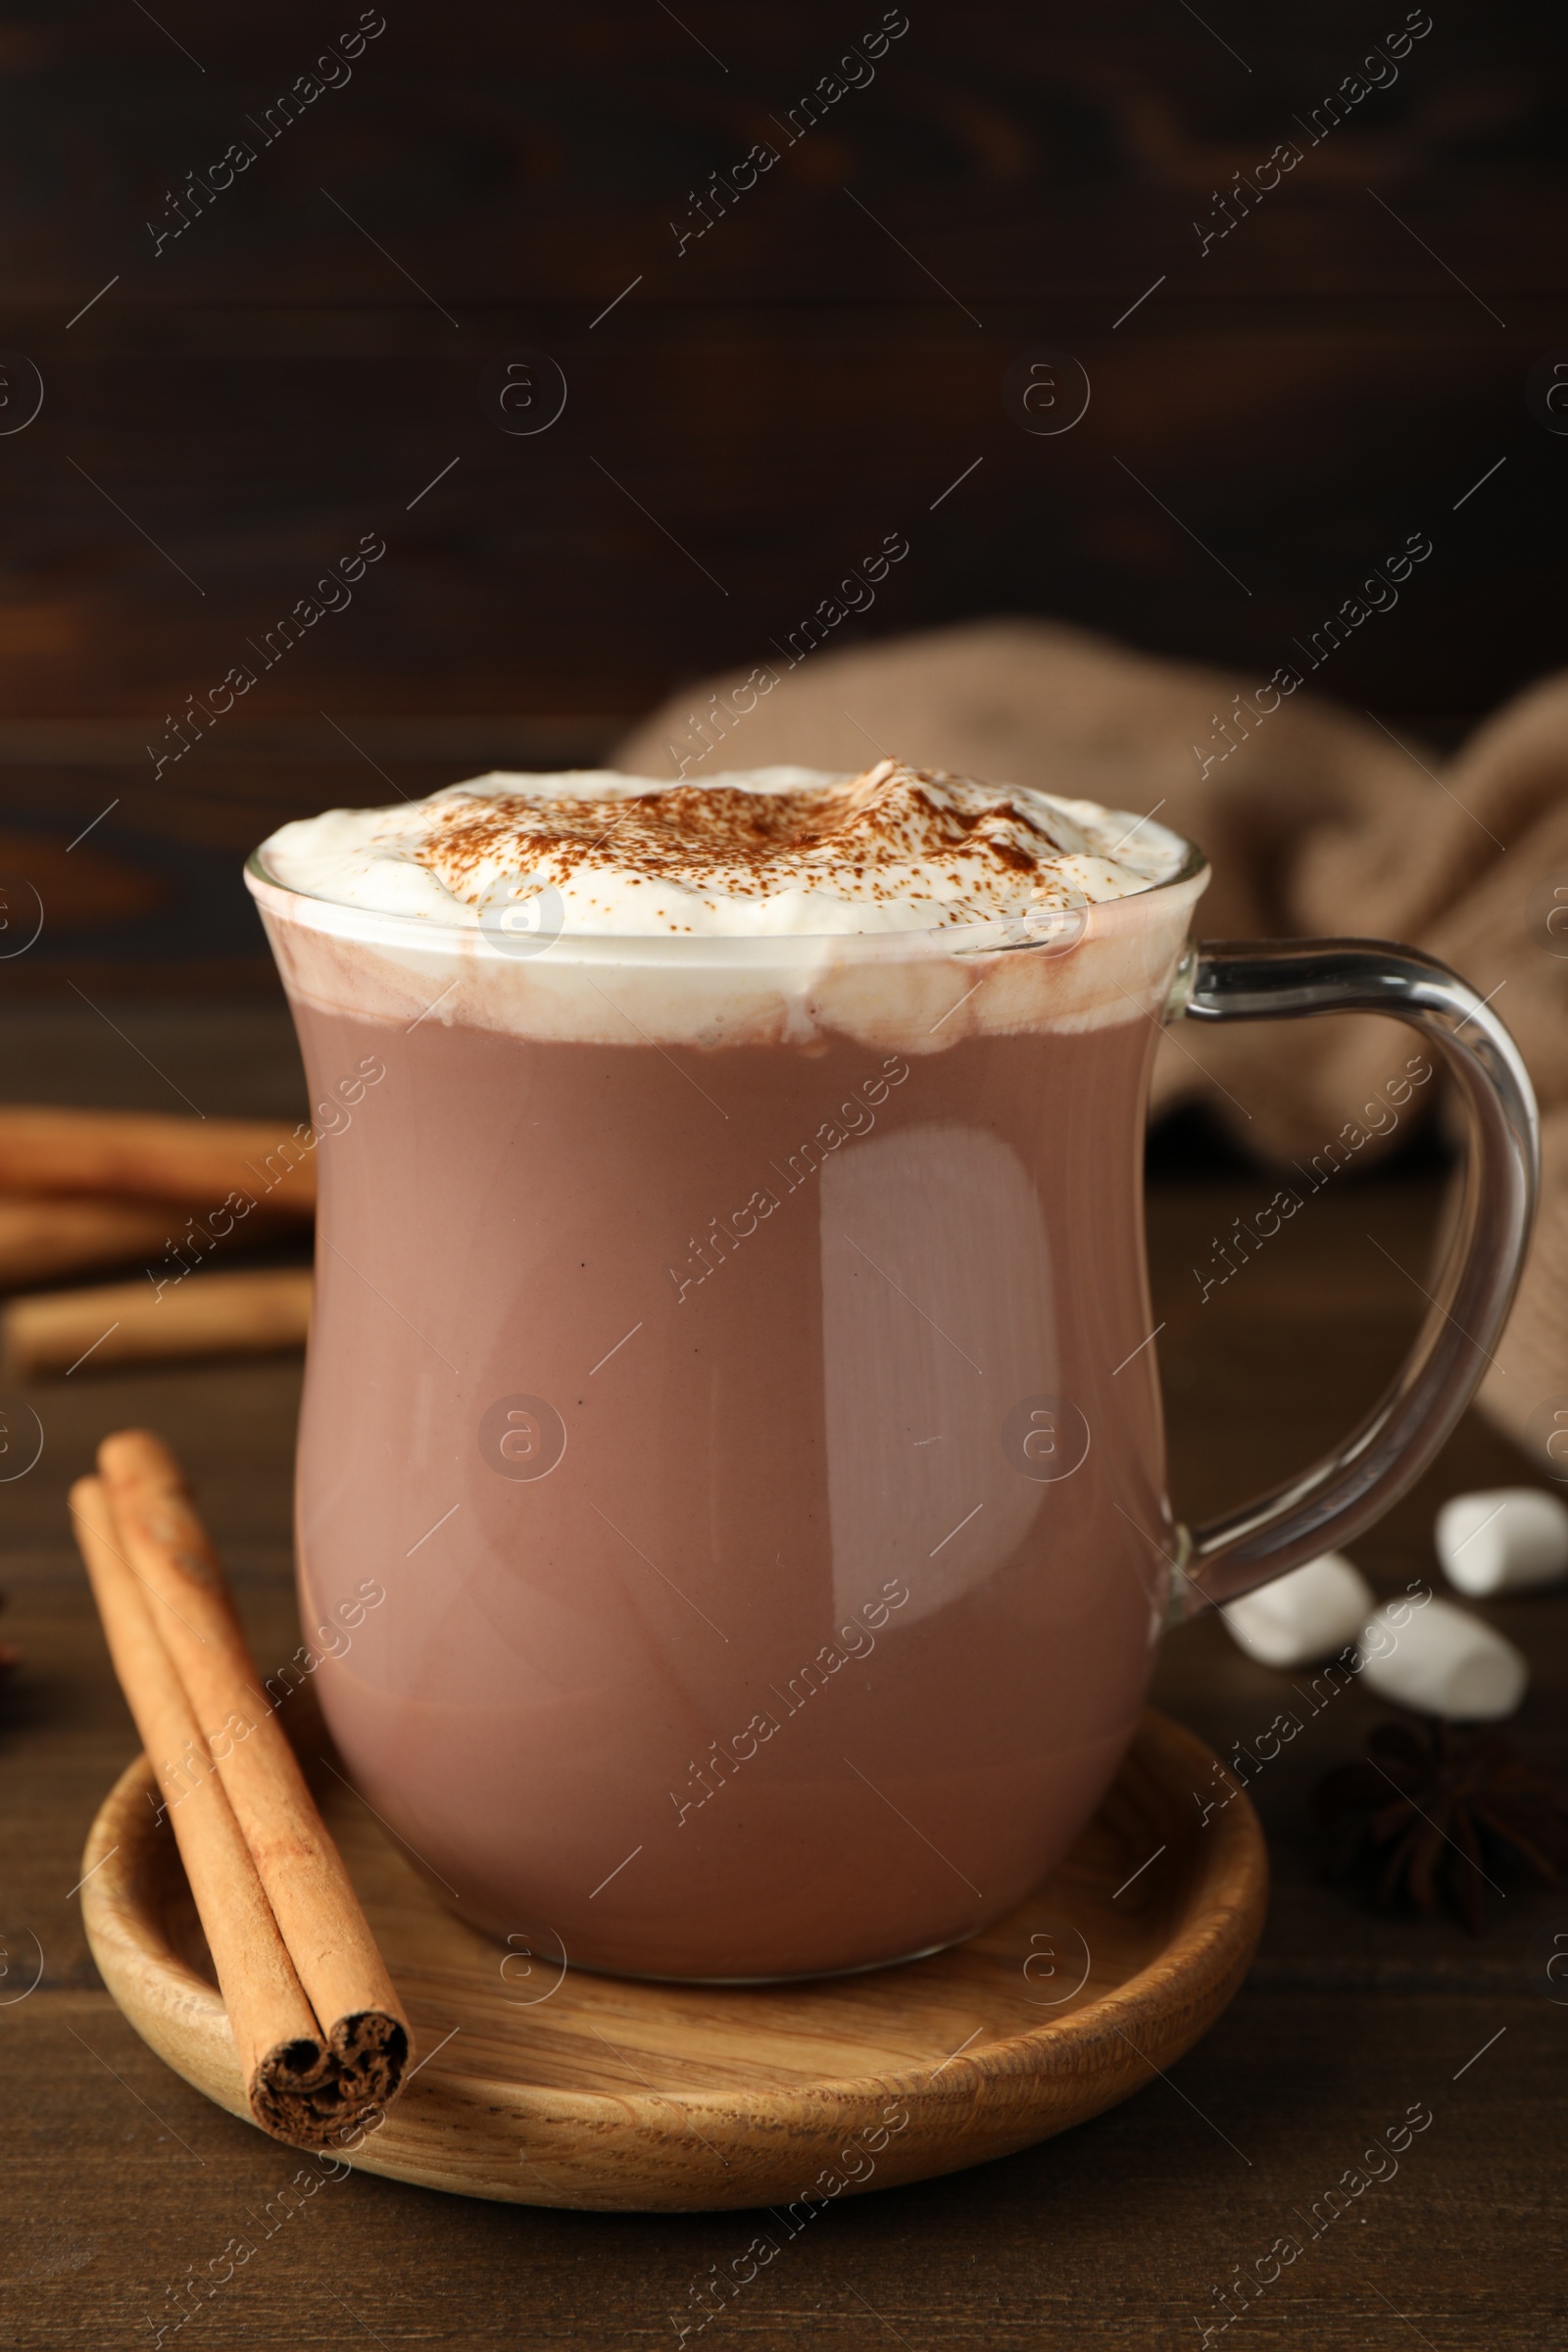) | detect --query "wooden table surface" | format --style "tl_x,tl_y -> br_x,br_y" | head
1,1008 -> 1563,2350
